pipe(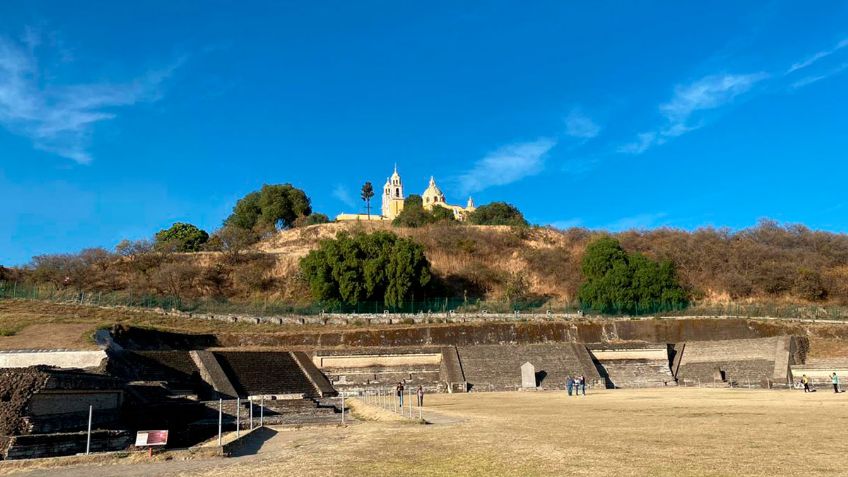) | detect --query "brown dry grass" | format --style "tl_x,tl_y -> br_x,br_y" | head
0,299 -> 372,348
8,388 -> 845,477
